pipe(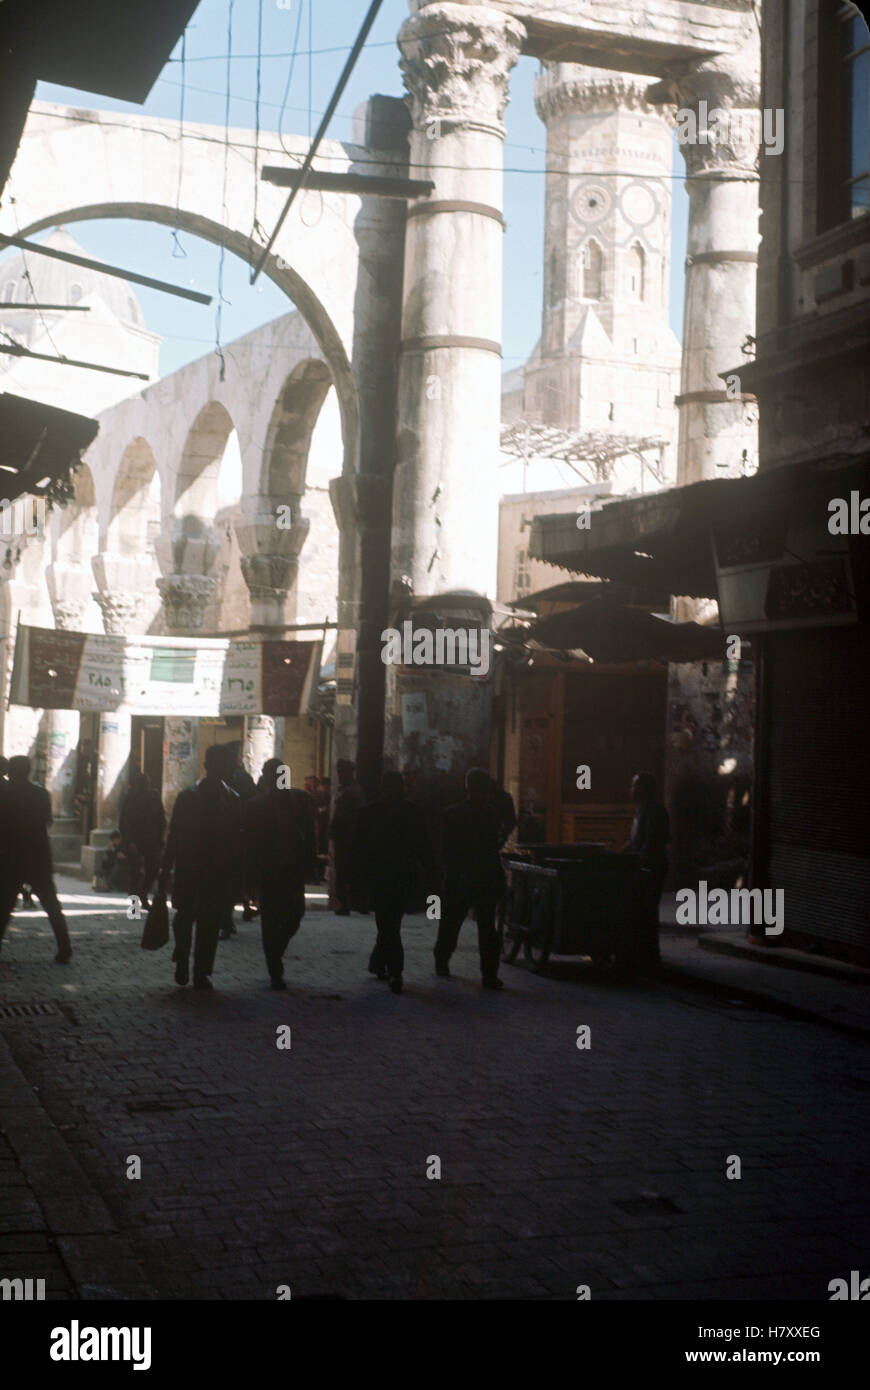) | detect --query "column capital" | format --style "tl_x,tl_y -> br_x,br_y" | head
94,592 -> 145,637
534,64 -> 669,126
398,3 -> 525,135
156,574 -> 216,634
648,44 -> 761,178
